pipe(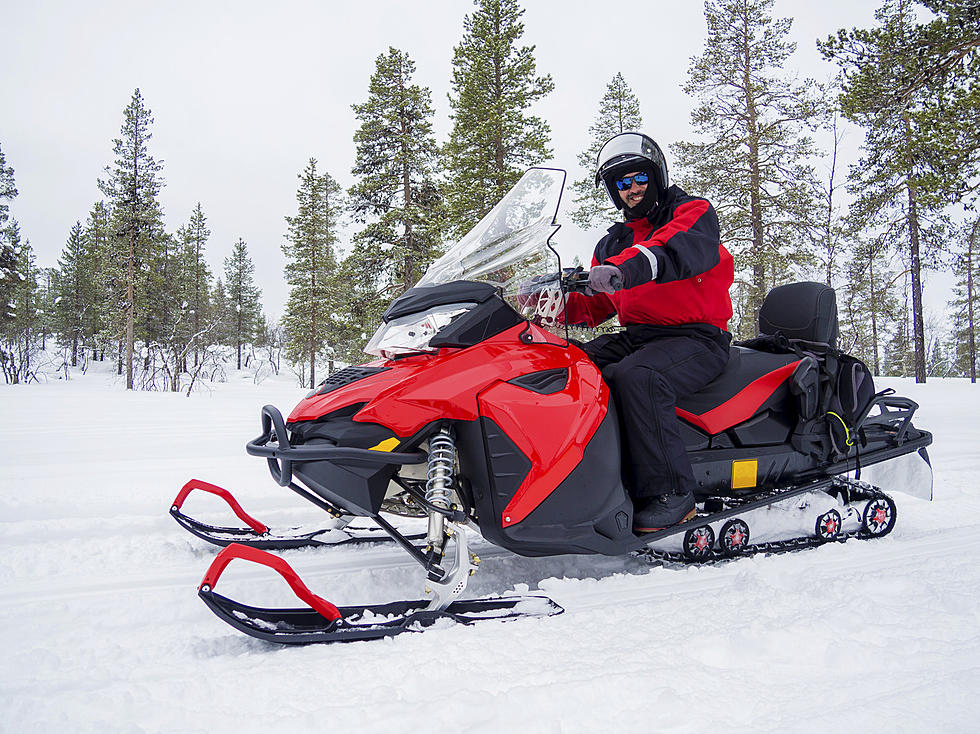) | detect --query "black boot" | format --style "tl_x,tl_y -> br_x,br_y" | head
632,491 -> 696,533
